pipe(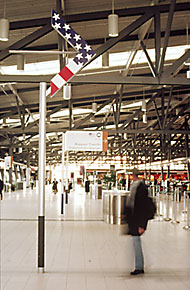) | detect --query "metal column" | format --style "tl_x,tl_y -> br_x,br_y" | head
38,82 -> 46,272
61,133 -> 65,214
9,146 -> 13,186
65,151 -> 69,204
26,153 -> 30,188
